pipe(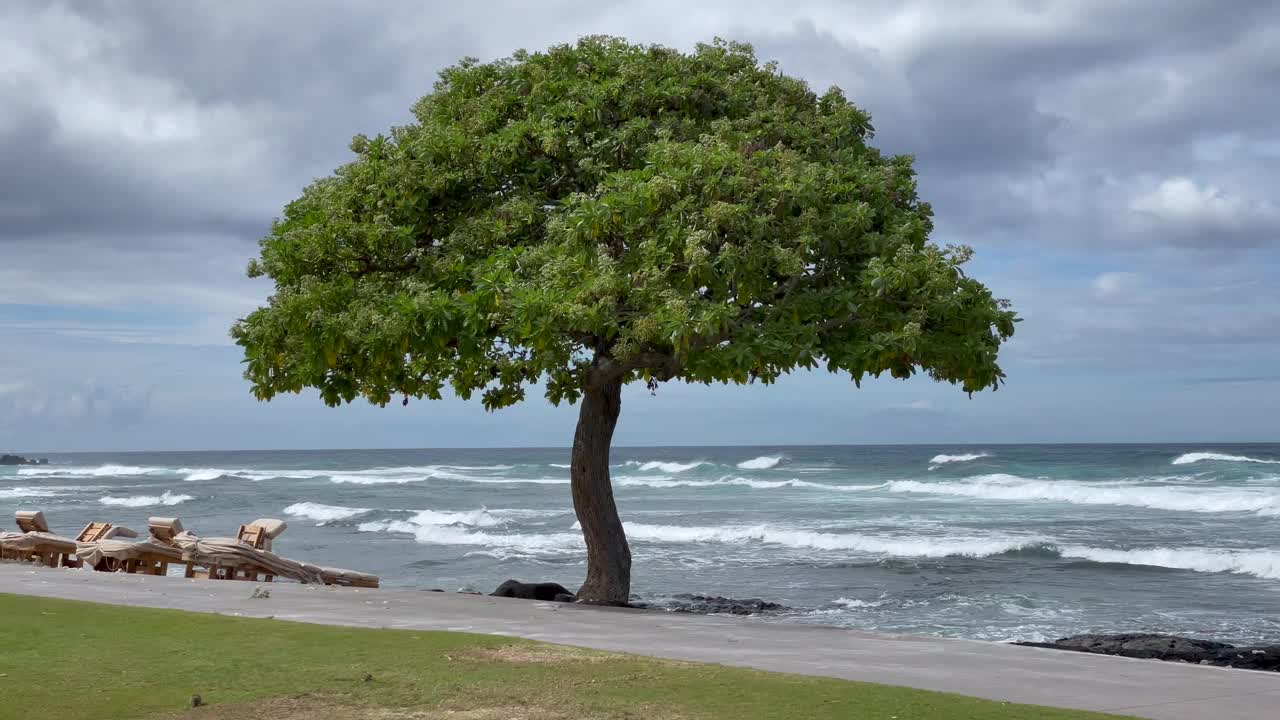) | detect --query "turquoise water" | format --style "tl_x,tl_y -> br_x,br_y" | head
4,444 -> 1279,643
